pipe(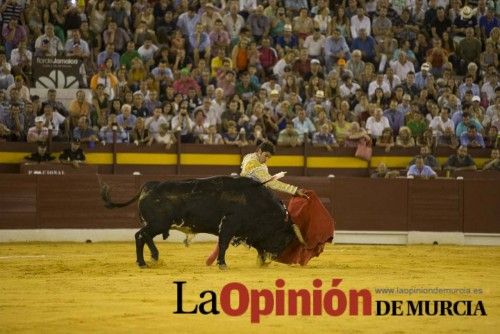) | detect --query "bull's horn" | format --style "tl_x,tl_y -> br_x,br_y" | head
292,224 -> 306,245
